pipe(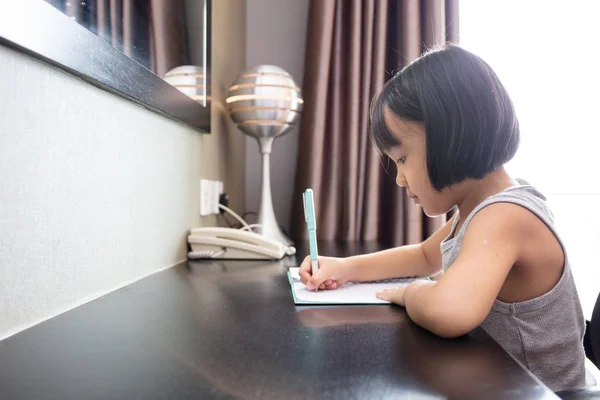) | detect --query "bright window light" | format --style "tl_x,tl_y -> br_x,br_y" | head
460,0 -> 600,318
